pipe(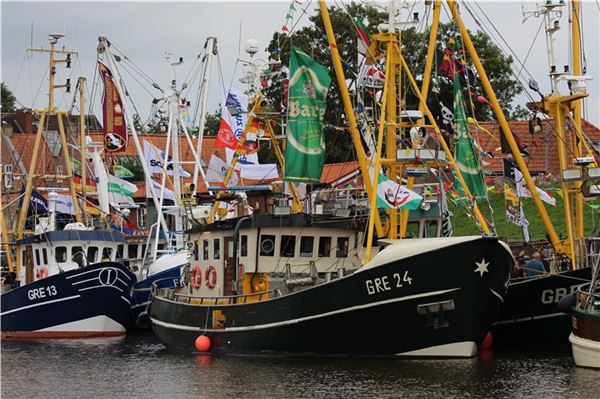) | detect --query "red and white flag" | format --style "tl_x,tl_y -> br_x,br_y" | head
99,62 -> 128,153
